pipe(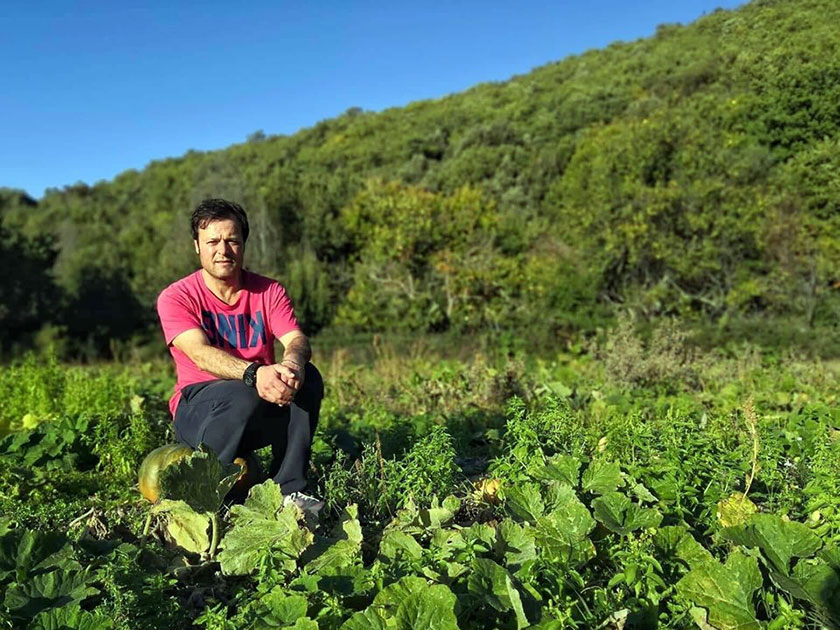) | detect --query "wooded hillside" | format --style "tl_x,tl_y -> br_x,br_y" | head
2,0 -> 838,356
